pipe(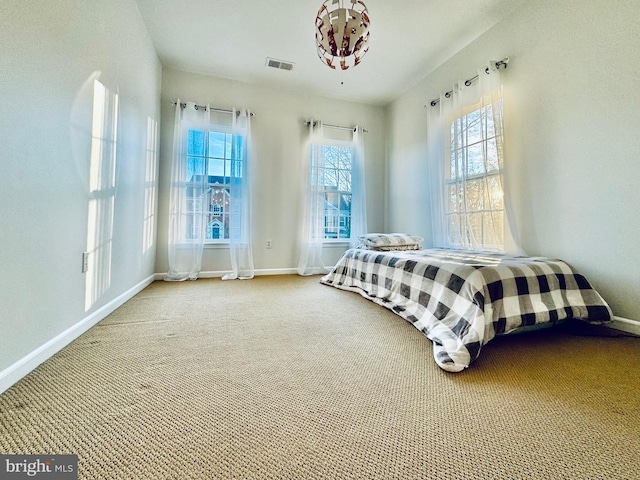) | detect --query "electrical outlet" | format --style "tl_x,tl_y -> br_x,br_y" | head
82,252 -> 90,273
266,240 -> 272,249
